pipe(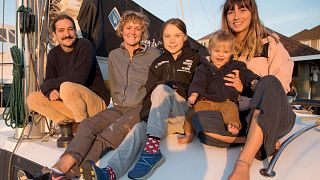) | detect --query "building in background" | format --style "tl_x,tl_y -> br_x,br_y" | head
291,25 -> 320,51
0,24 -> 16,44
0,24 -> 15,84
197,33 -> 211,48
0,24 -> 16,106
